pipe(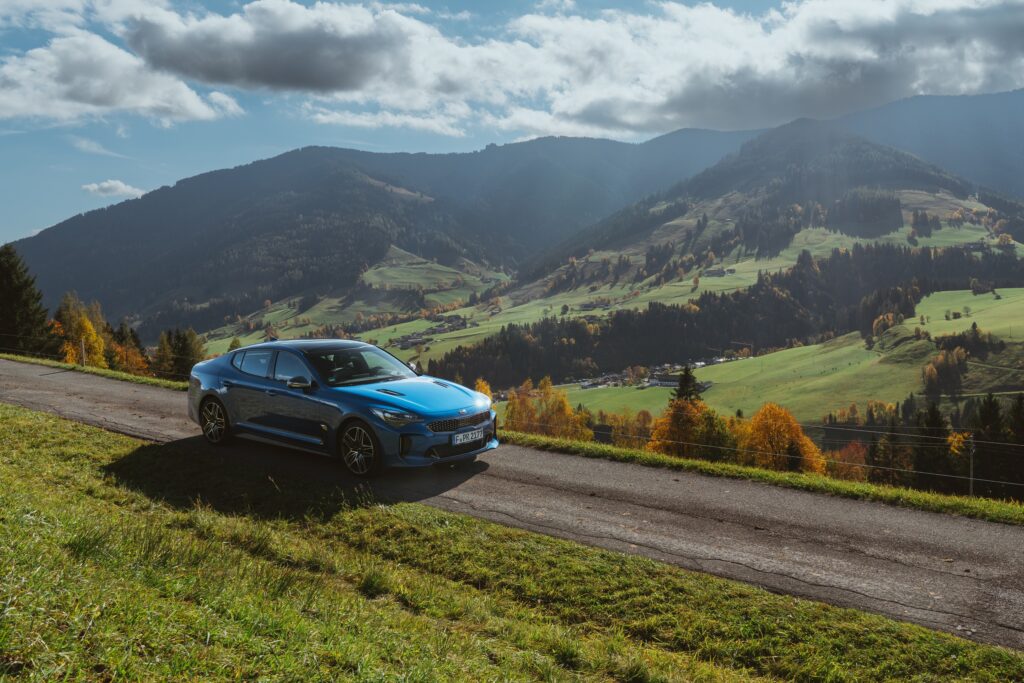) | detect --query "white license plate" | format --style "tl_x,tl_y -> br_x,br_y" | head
452,428 -> 484,445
